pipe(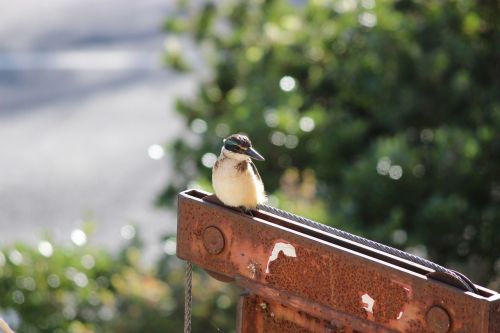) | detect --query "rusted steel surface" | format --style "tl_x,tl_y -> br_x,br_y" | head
238,294 -> 349,333
236,277 -> 397,333
488,294 -> 500,333
177,189 -> 500,333
202,226 -> 225,255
